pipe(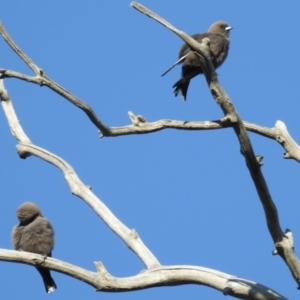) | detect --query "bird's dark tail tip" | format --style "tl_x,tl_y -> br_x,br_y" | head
173,78 -> 190,101
173,86 -> 185,100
